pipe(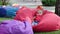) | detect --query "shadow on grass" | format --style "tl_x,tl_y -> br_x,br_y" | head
35,30 -> 60,34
